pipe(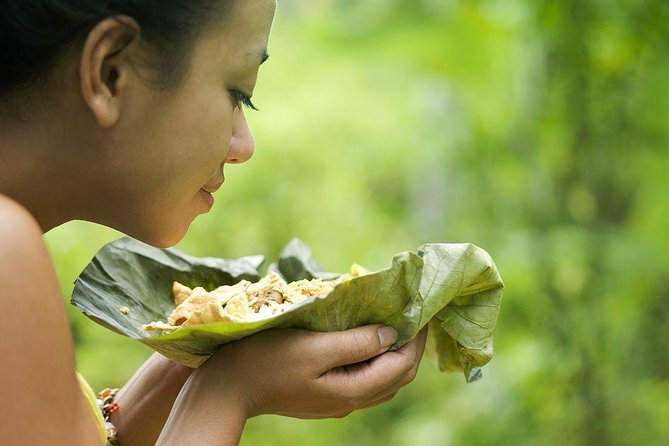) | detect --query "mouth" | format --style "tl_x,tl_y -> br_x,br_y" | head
201,177 -> 225,194
198,175 -> 224,212
199,188 -> 215,211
